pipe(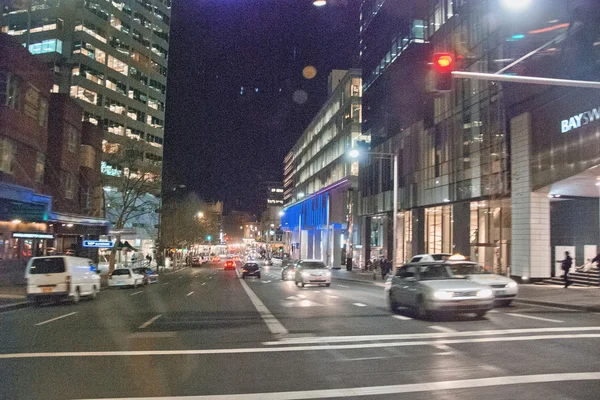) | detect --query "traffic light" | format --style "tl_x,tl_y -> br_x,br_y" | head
433,53 -> 455,92
206,235 -> 212,242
